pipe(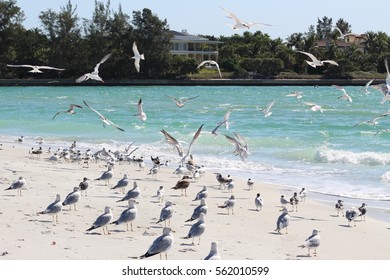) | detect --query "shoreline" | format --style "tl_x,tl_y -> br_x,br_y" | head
0,78 -> 386,87
1,138 -> 389,260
